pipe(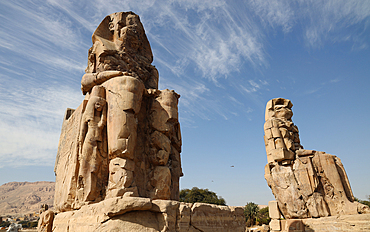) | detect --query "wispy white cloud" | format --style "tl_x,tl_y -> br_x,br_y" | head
88,0 -> 267,82
166,3 -> 266,81
46,0 -> 97,33
247,0 -> 370,49
0,0 -> 368,169
160,77 -> 213,120
299,0 -> 370,48
174,0 -> 225,11
240,80 -> 268,94
0,81 -> 83,168
330,79 -> 340,83
10,0 -> 267,121
301,77 -> 341,96
0,1 -> 85,50
303,87 -> 322,95
247,0 -> 294,33
0,1 -> 88,74
233,78 -> 268,109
